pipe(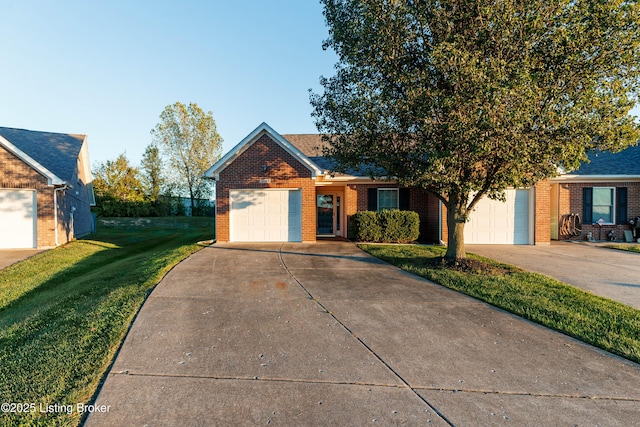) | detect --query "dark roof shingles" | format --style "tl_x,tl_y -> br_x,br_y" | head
0,127 -> 84,182
573,144 -> 640,176
284,133 -> 640,178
